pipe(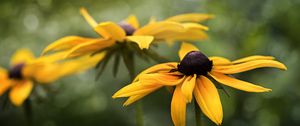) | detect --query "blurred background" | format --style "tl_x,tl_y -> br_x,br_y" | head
0,0 -> 299,126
